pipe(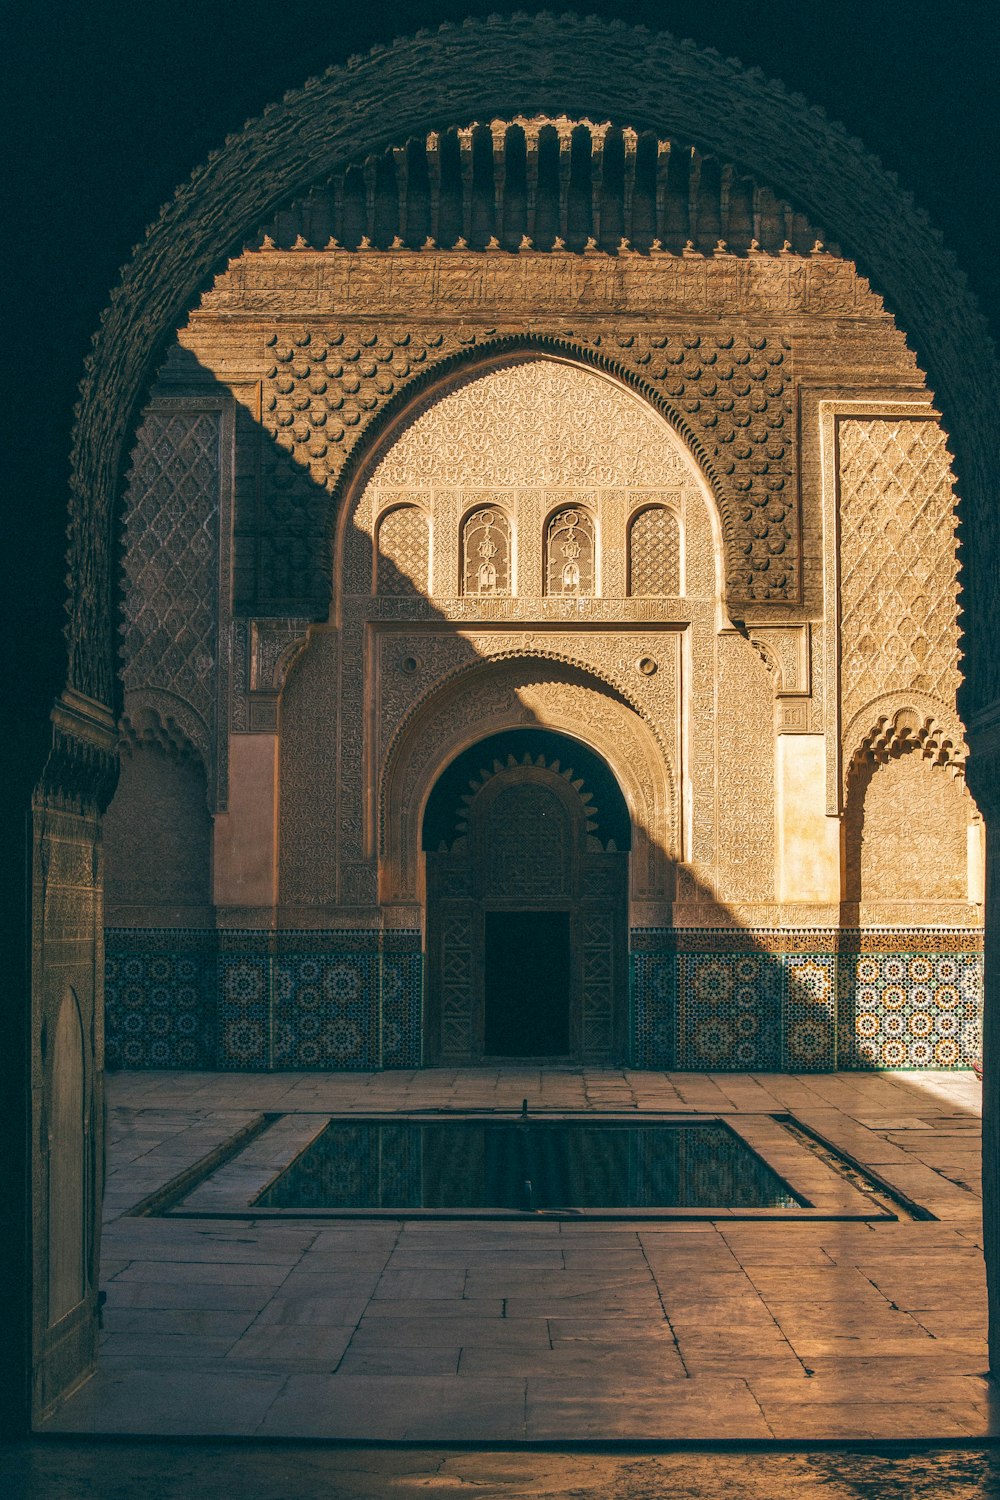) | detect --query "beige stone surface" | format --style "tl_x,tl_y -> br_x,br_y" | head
102,186 -> 982,1069
776,736 -> 840,904
41,1066 -> 991,1442
213,734 -> 278,908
